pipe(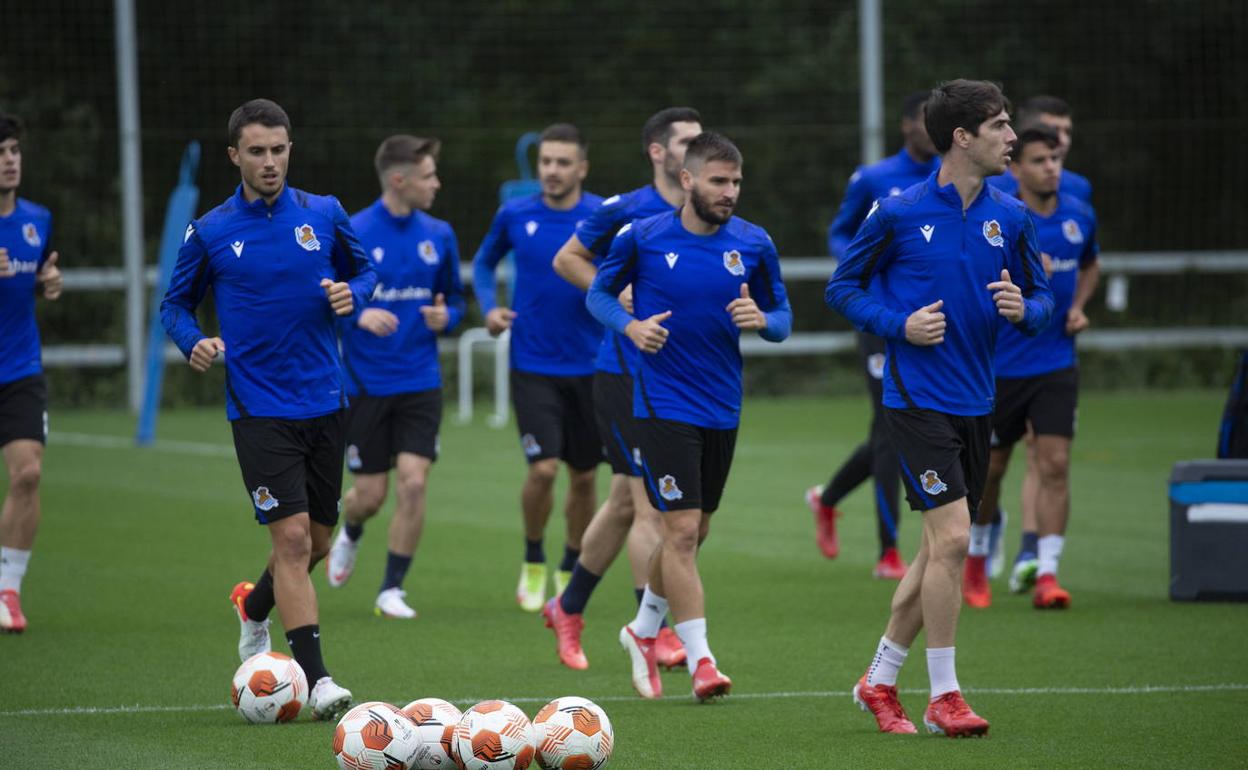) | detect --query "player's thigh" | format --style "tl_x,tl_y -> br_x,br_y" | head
1028,367 -> 1079,442
698,426 -> 738,515
594,372 -> 643,478
391,388 -> 442,464
991,375 -> 1033,450
0,374 -> 48,450
510,370 -> 566,463
561,374 -> 602,472
345,394 -> 395,475
635,418 -> 703,513
302,410 -> 347,529
883,408 -> 971,512
231,417 -> 310,524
